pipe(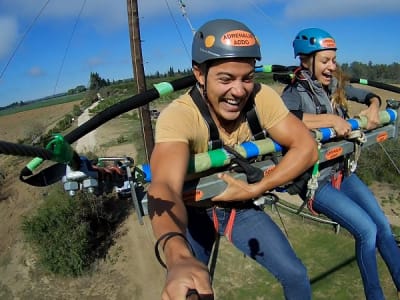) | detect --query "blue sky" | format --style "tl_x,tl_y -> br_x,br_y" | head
0,0 -> 399,107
